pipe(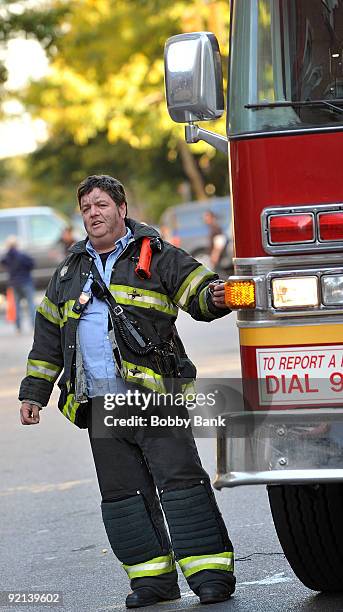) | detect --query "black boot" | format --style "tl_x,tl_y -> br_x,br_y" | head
198,582 -> 233,604
126,585 -> 181,608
